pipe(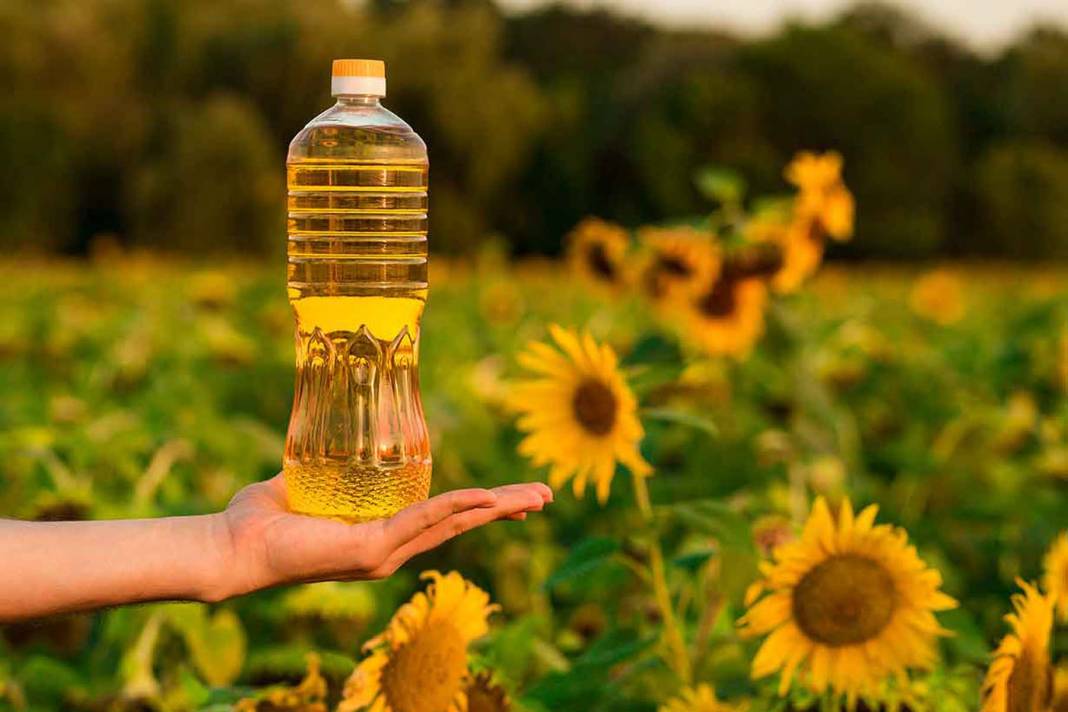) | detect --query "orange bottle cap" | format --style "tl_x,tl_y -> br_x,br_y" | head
331,59 -> 386,97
